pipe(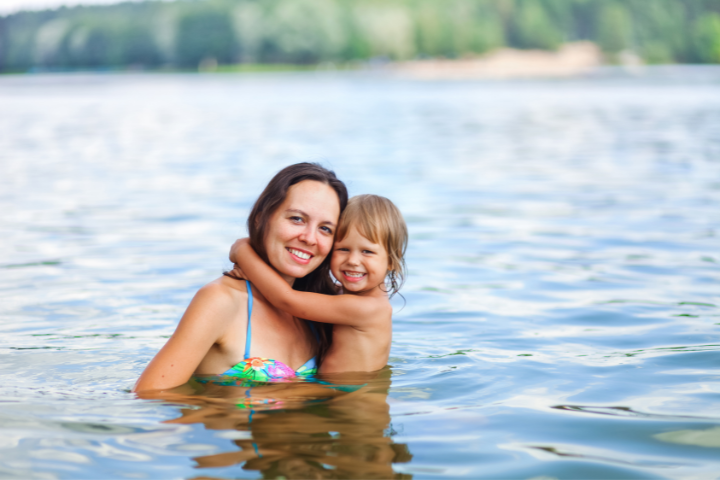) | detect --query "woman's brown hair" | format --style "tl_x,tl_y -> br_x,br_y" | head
247,162 -> 348,365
